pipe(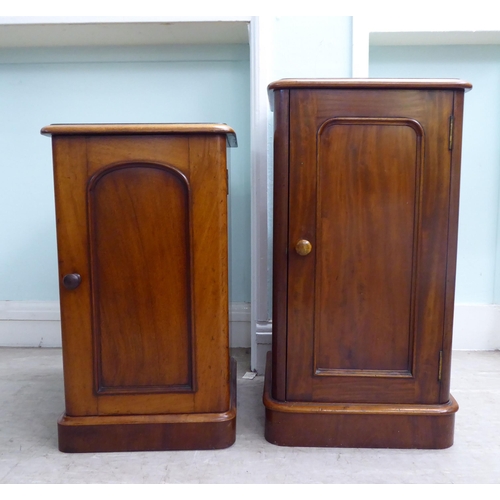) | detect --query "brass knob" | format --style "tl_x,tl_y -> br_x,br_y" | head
63,273 -> 81,290
295,239 -> 312,256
